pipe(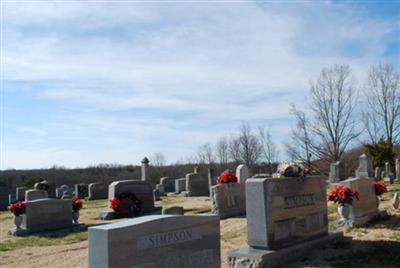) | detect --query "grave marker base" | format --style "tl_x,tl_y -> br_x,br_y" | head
227,232 -> 346,268
9,223 -> 84,237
